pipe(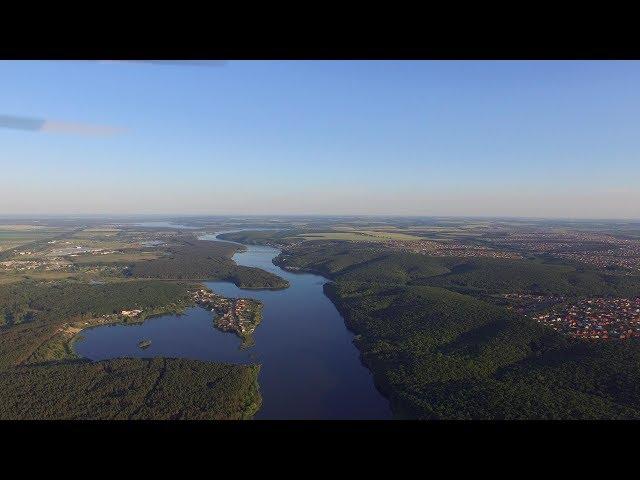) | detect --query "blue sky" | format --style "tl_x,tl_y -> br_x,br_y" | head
1,60 -> 639,218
